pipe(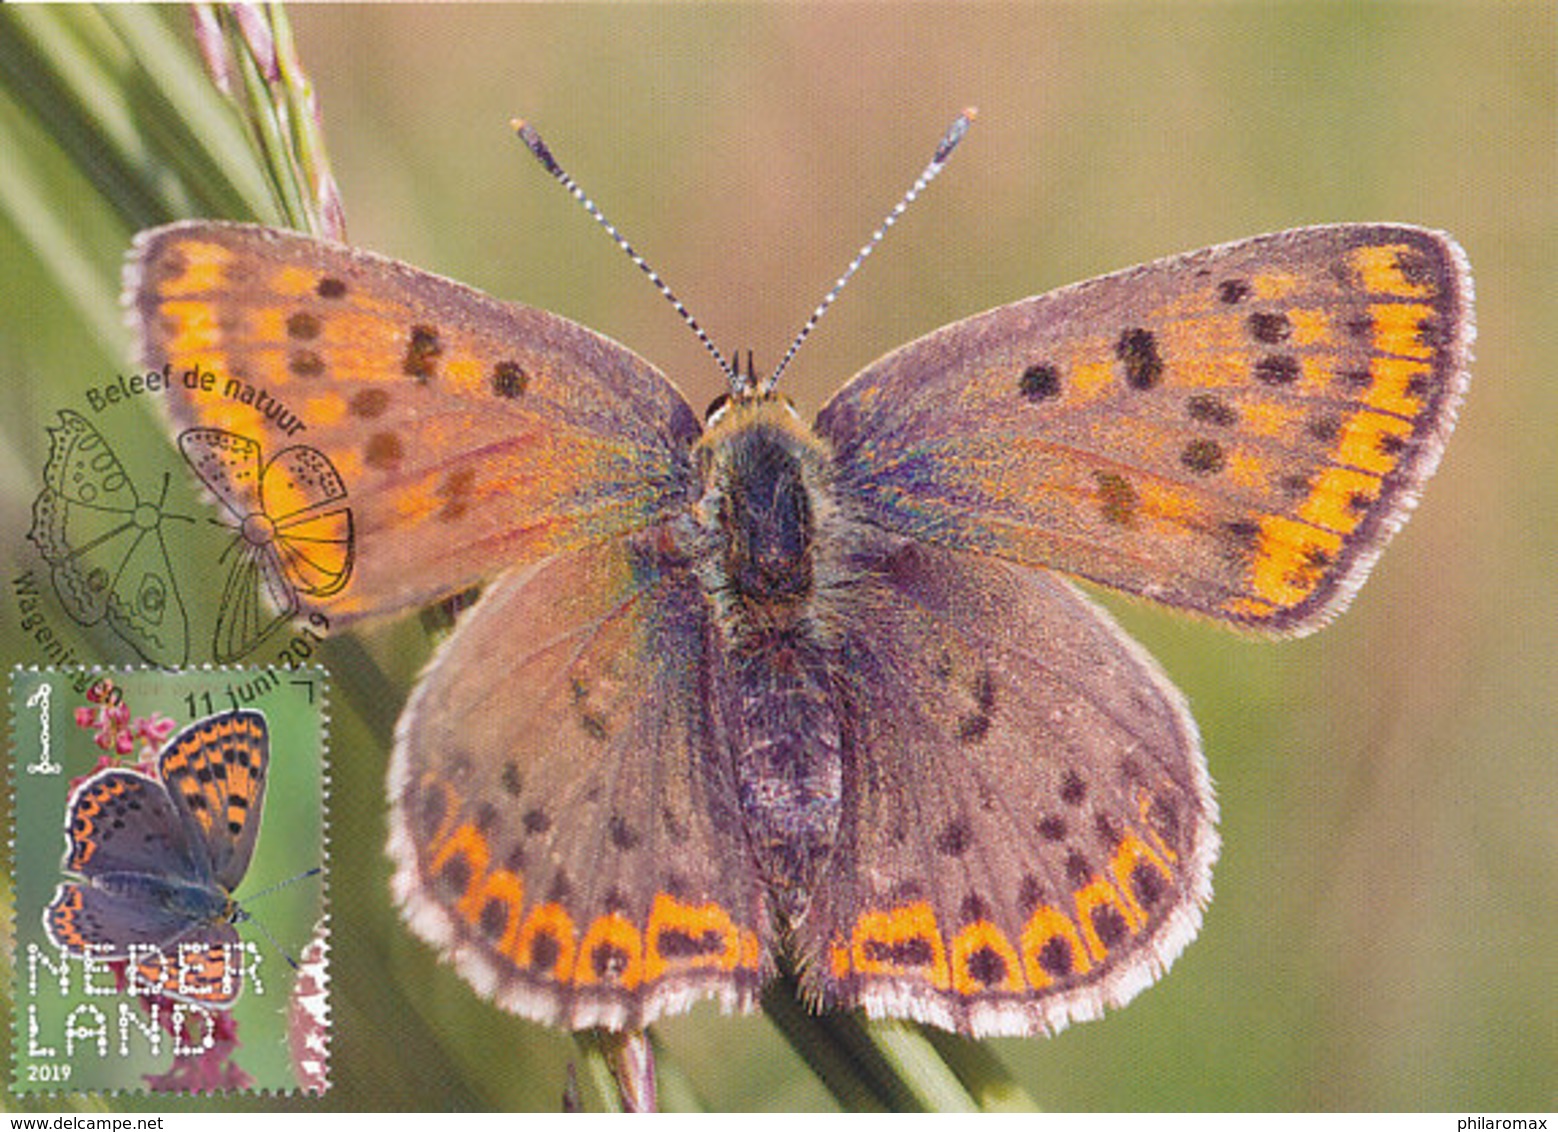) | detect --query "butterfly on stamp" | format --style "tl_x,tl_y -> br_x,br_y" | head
44,710 -> 271,1006
123,112 -> 1472,1036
